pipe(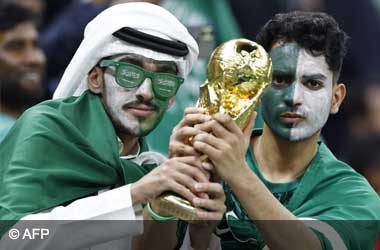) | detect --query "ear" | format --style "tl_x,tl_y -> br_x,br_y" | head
167,96 -> 176,108
330,83 -> 346,114
87,66 -> 104,94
